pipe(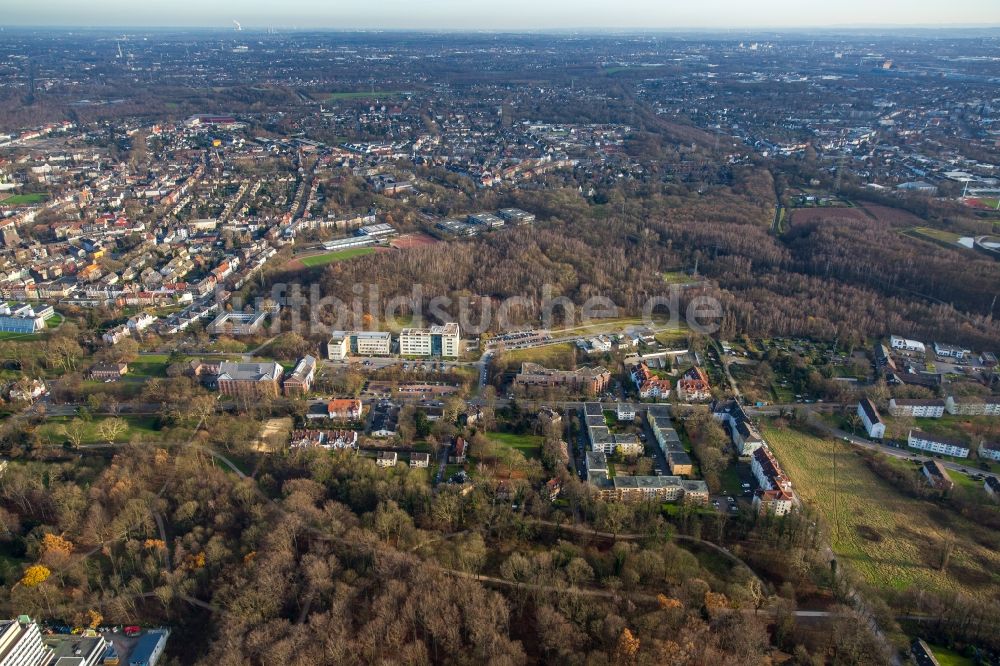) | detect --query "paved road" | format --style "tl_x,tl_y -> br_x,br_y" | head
710,339 -> 742,401
808,415 -> 1000,482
